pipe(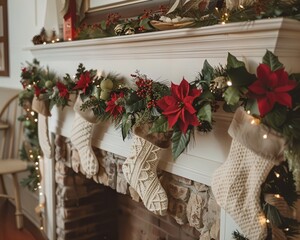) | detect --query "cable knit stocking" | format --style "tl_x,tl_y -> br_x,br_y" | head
122,133 -> 169,216
211,108 -> 286,240
70,96 -> 99,178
